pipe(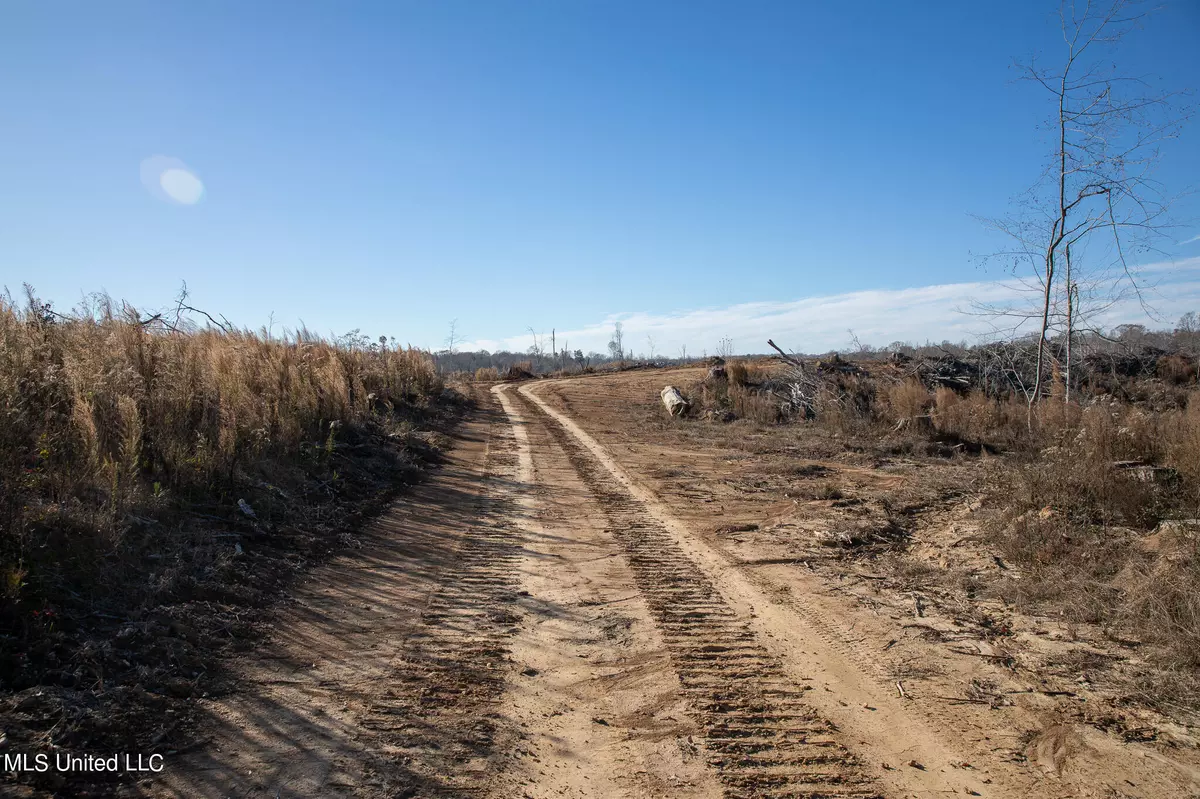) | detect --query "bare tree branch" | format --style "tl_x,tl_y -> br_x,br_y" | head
975,0 -> 1192,420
